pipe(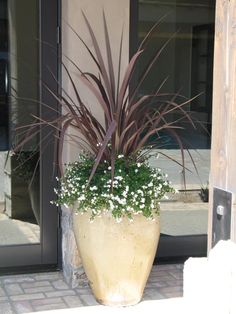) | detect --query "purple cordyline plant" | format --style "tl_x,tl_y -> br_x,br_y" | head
14,12 -> 198,187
